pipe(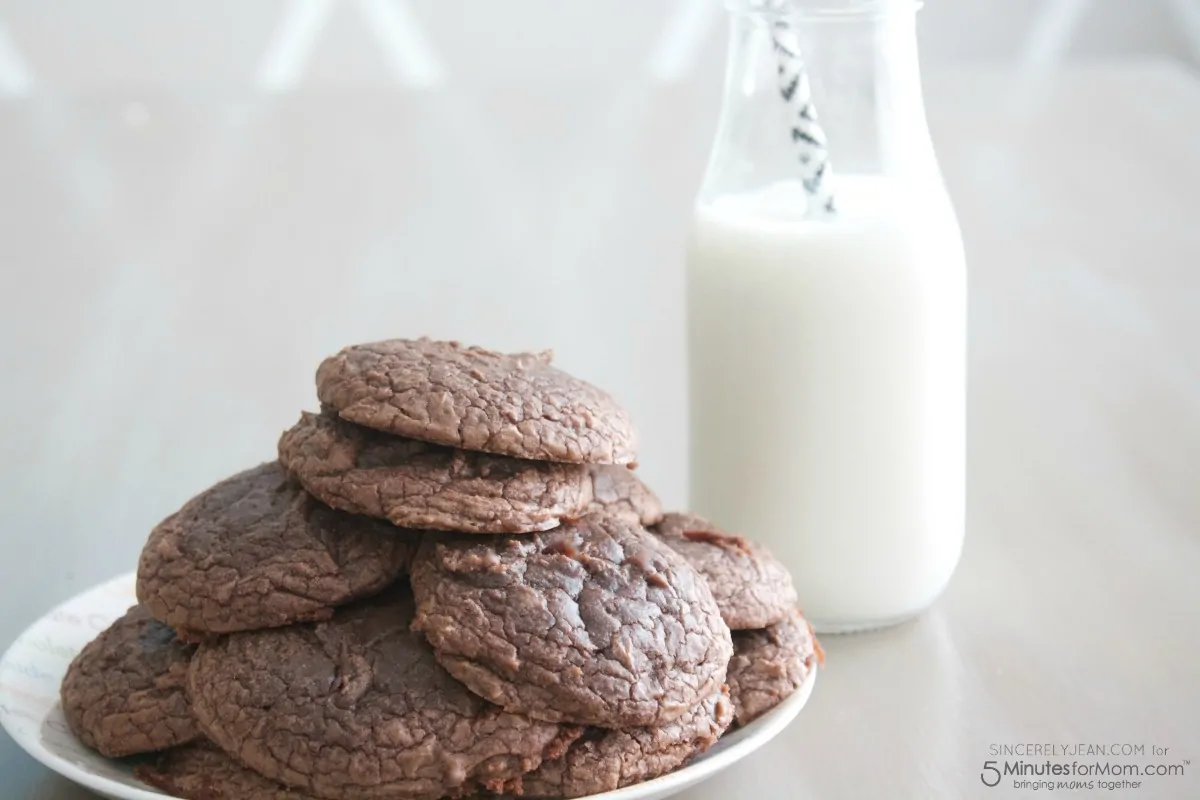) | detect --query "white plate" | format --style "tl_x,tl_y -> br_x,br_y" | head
0,572 -> 816,800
